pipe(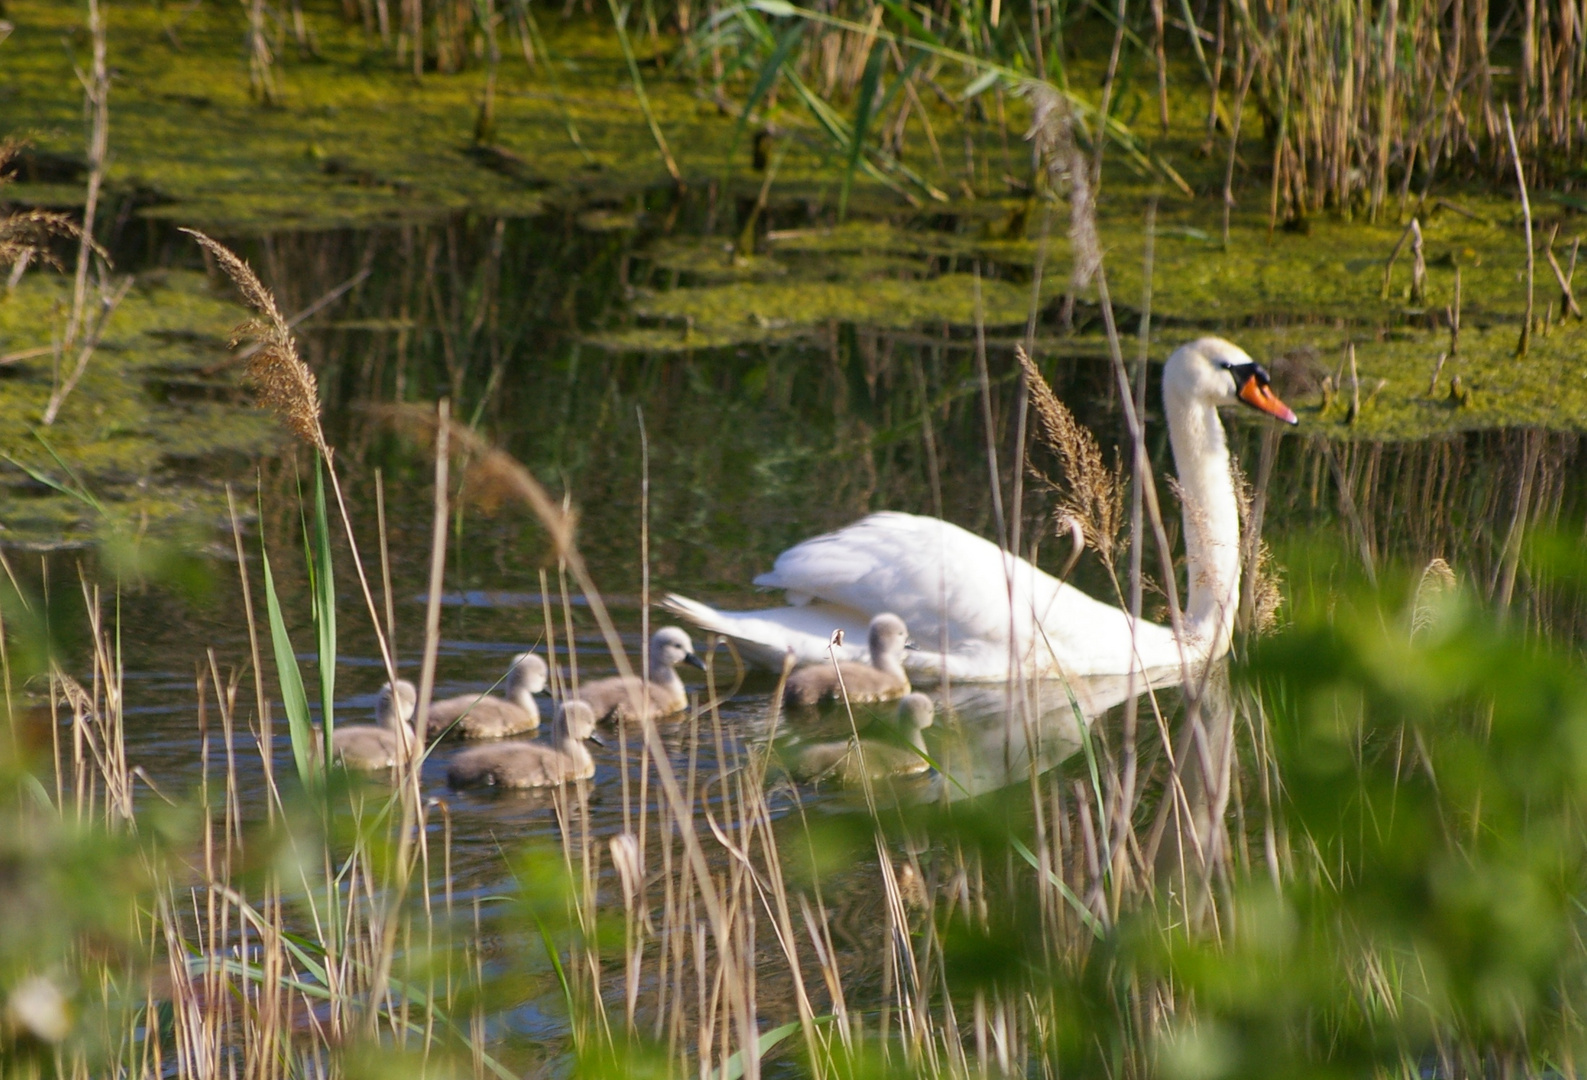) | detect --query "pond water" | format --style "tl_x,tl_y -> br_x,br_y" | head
8,191 -> 1587,1063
